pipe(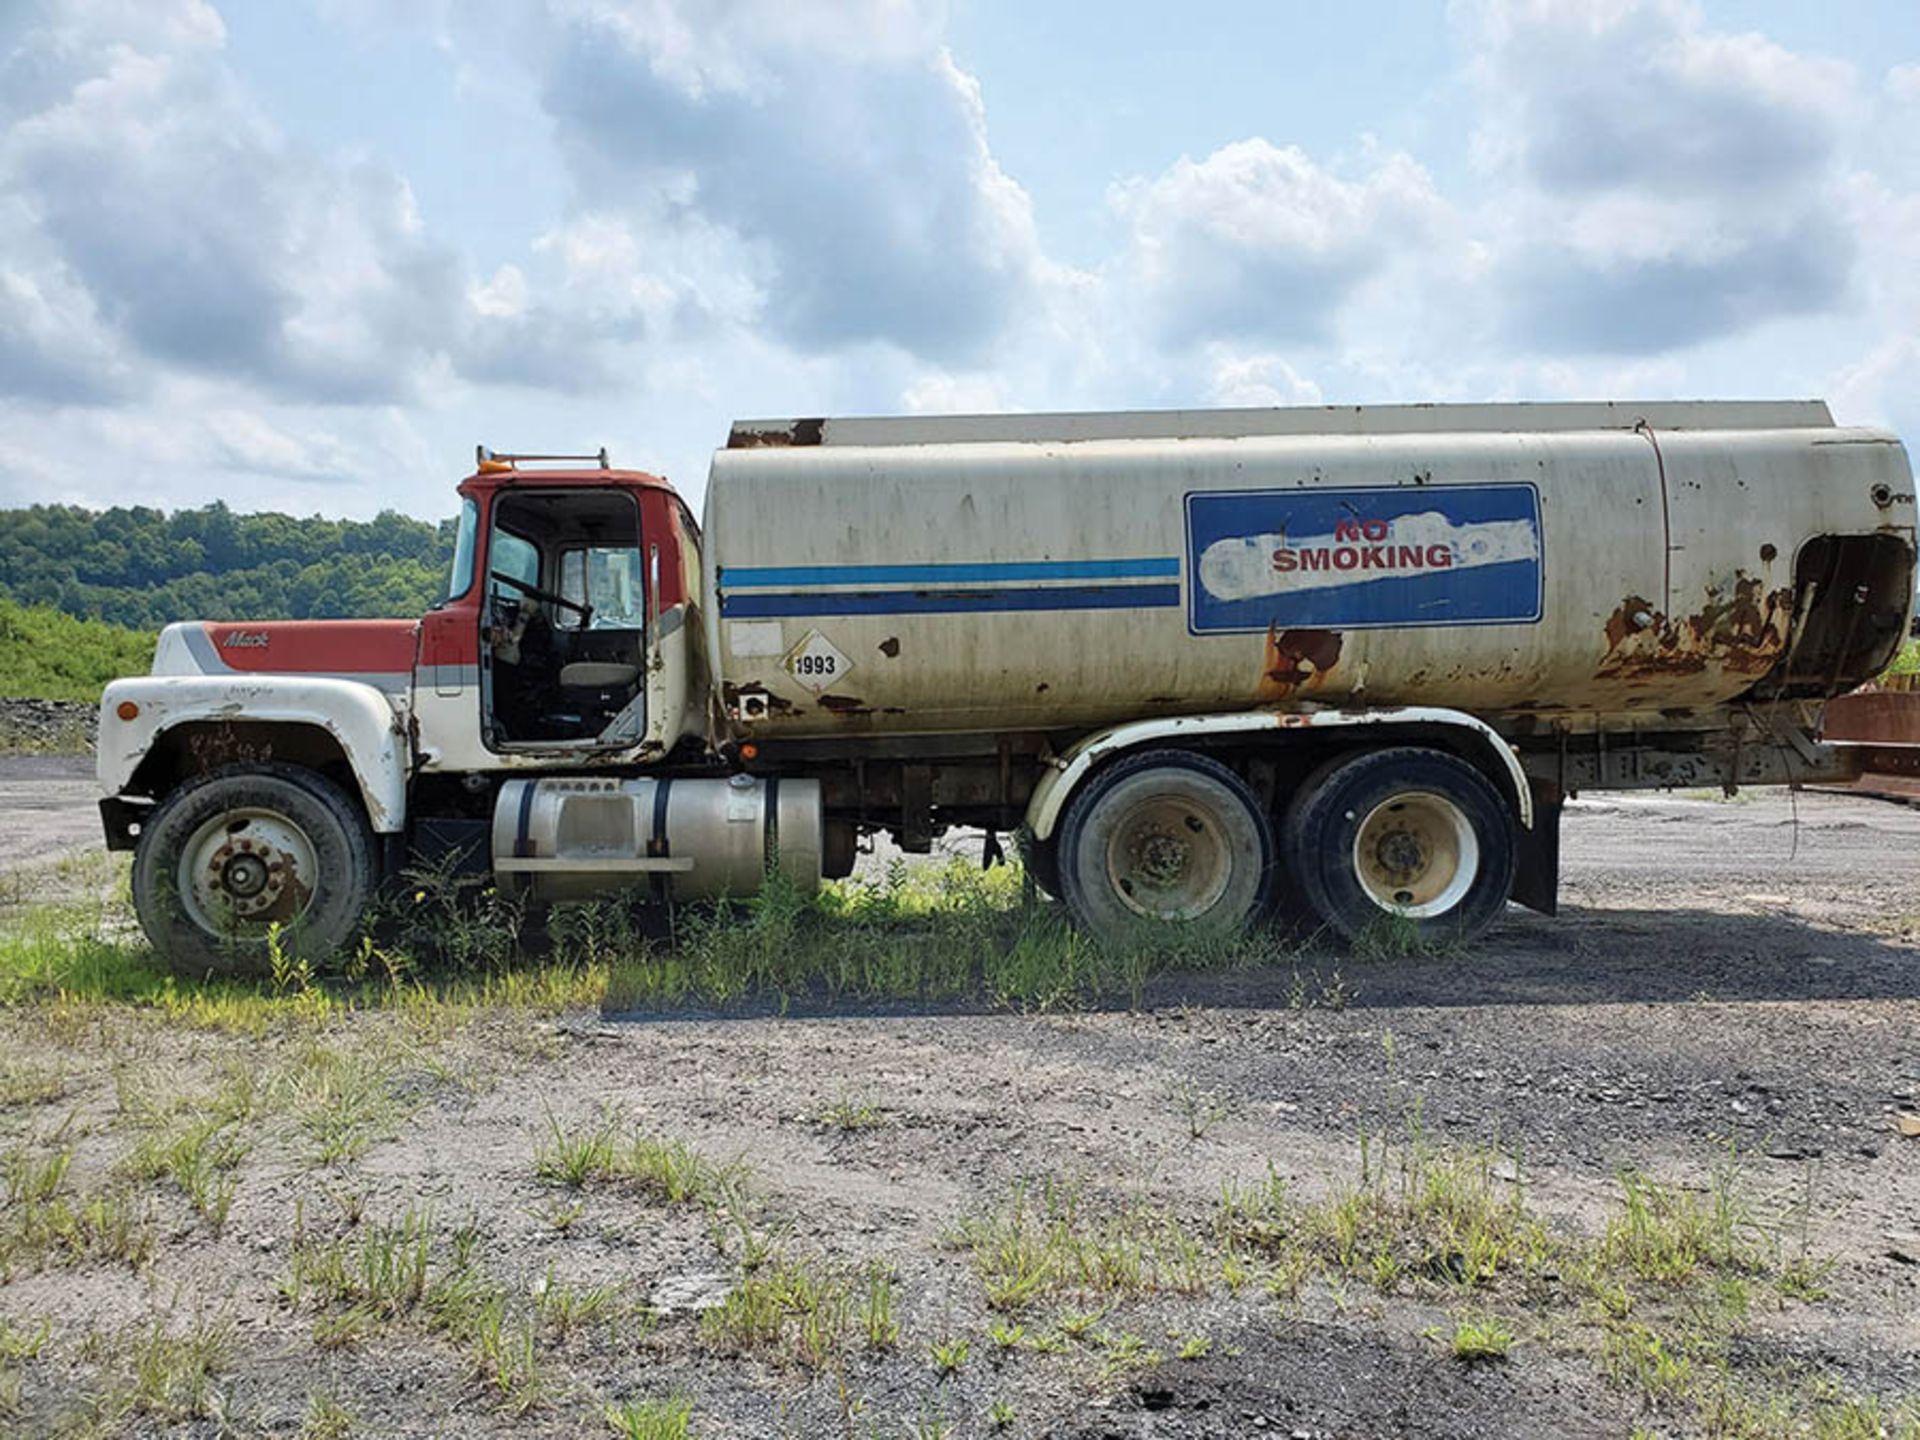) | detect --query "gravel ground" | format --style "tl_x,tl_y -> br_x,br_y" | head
0,753 -> 100,878
2,780 -> 1918,1436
